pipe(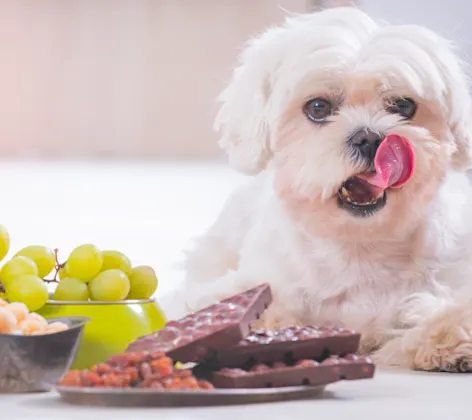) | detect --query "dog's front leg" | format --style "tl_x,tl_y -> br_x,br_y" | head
372,290 -> 472,372
162,265 -> 305,330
